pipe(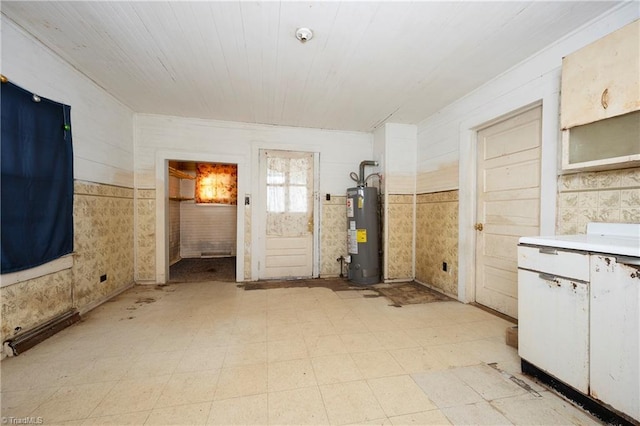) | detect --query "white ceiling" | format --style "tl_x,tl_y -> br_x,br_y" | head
2,1 -> 622,132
